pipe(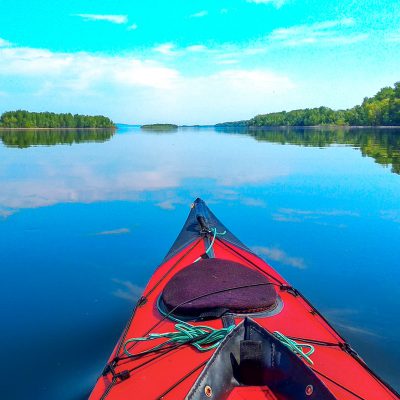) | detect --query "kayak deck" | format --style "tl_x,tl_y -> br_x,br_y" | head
90,199 -> 399,400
